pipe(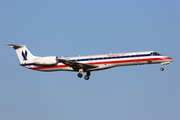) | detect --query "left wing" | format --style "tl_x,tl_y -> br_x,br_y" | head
57,58 -> 98,70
